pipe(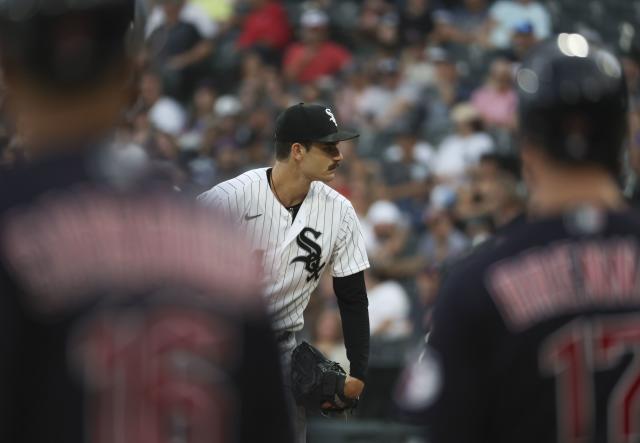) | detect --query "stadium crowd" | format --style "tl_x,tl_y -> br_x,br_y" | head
1,0 -> 639,424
